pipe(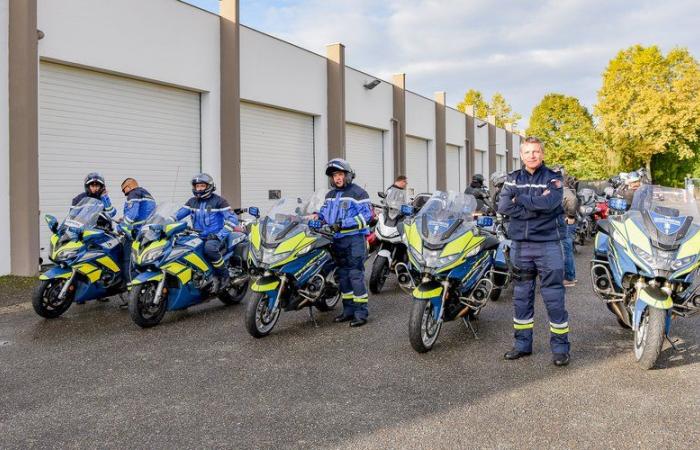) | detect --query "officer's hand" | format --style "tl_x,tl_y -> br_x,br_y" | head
331,223 -> 341,233
543,189 -> 550,196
